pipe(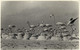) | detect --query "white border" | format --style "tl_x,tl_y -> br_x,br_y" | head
0,0 -> 79,50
